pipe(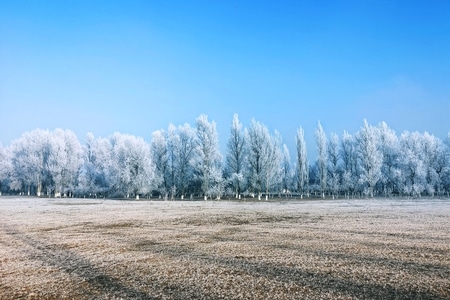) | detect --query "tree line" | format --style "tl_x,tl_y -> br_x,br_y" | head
1,114 -> 449,199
